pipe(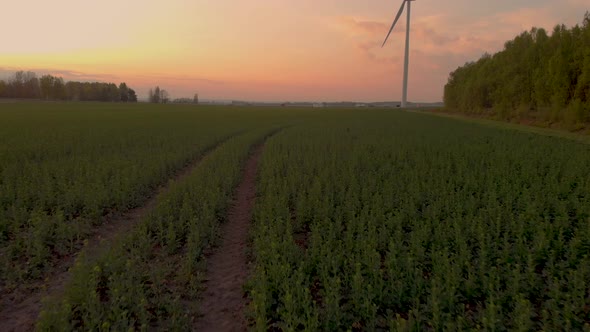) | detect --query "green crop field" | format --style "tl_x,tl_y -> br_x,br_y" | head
250,111 -> 590,331
0,103 -> 589,331
0,103 -> 293,299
